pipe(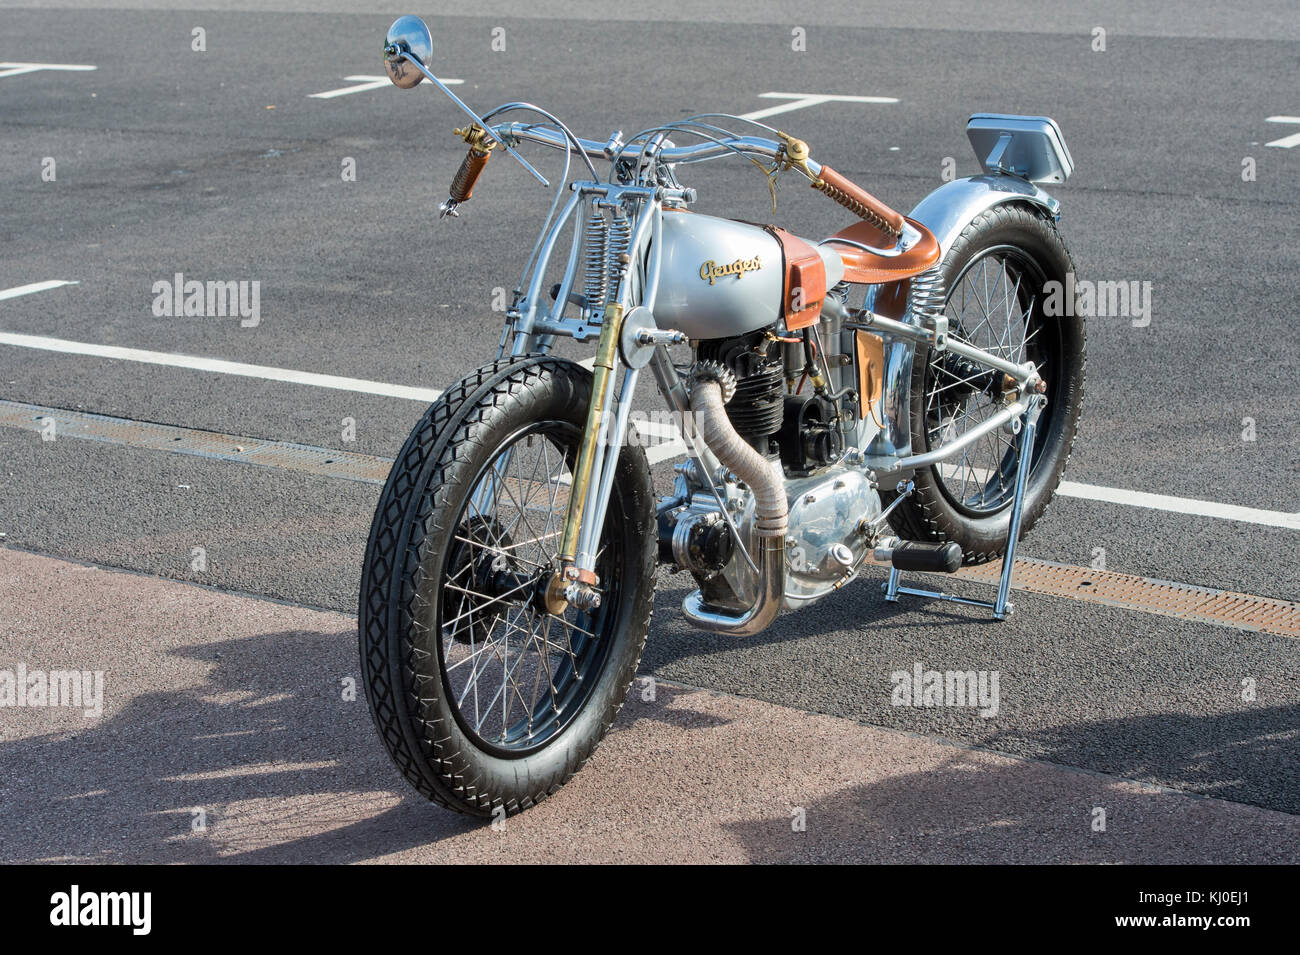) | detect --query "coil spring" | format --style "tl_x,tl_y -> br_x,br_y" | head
582,209 -> 631,310
812,179 -> 902,238
908,266 -> 947,327
582,213 -> 609,307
